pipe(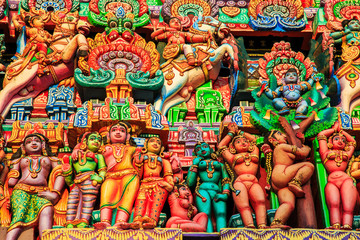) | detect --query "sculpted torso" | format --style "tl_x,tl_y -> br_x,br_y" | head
102,144 -> 136,171
16,156 -> 54,186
